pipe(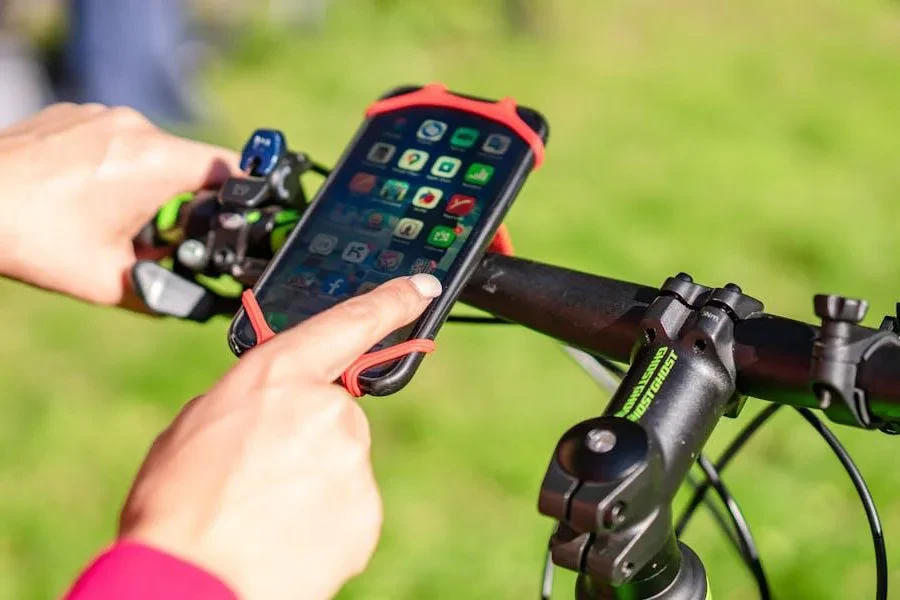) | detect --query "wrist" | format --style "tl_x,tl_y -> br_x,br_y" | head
0,168 -> 26,281
119,525 -> 239,598
65,540 -> 238,600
